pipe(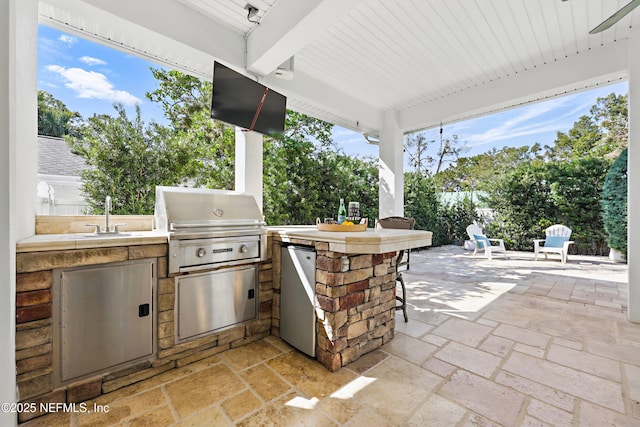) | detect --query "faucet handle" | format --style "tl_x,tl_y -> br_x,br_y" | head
86,224 -> 101,234
113,223 -> 127,234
